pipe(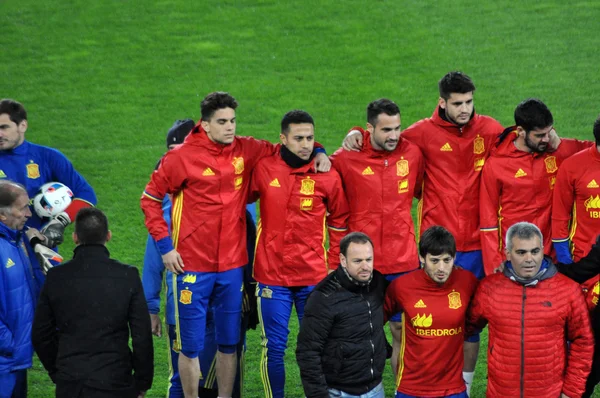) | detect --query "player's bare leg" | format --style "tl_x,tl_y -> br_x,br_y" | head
463,340 -> 479,396
217,351 -> 237,397
179,353 -> 200,398
390,321 -> 403,375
